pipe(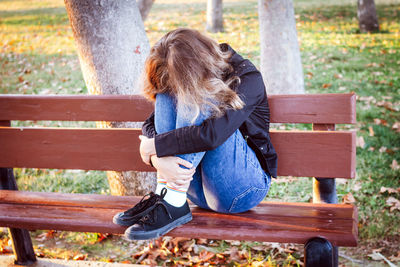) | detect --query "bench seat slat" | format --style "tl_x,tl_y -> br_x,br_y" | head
0,191 -> 357,247
0,94 -> 356,124
0,128 -> 356,178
